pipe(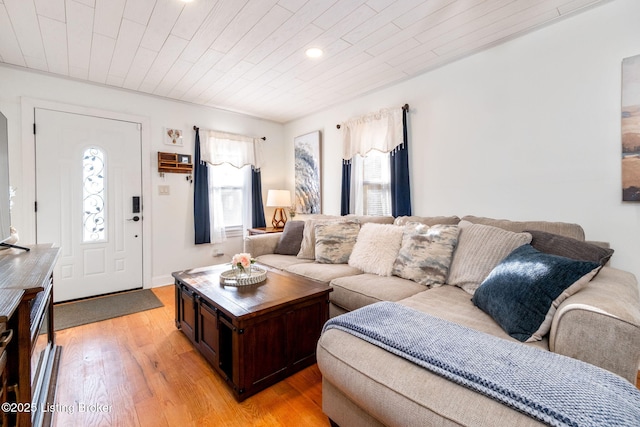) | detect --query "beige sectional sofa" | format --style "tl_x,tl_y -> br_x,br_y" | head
244,214 -> 640,427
